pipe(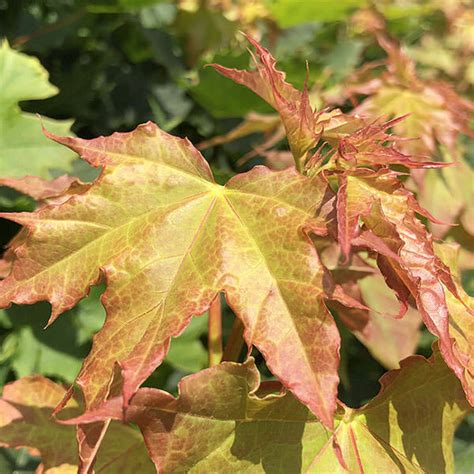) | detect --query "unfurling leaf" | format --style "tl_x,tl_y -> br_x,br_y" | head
209,35 -> 318,167
0,41 -> 76,178
69,348 -> 468,473
0,376 -> 154,473
0,122 -> 348,430
347,35 -> 473,156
